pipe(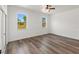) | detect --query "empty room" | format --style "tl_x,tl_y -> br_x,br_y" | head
0,5 -> 79,54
